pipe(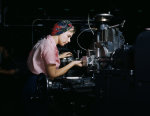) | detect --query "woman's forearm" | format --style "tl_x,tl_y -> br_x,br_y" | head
47,61 -> 75,80
55,61 -> 75,77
